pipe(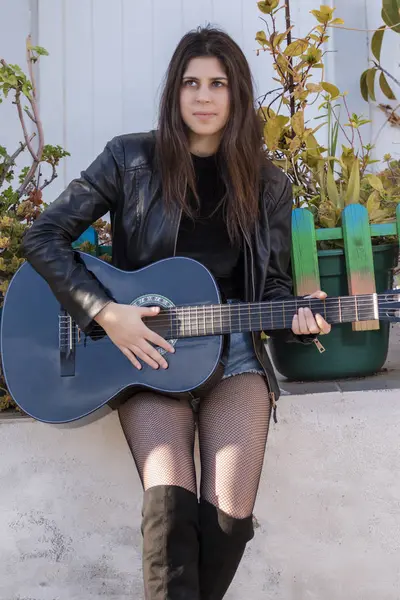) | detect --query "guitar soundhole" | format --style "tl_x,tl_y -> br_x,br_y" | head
131,294 -> 178,355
